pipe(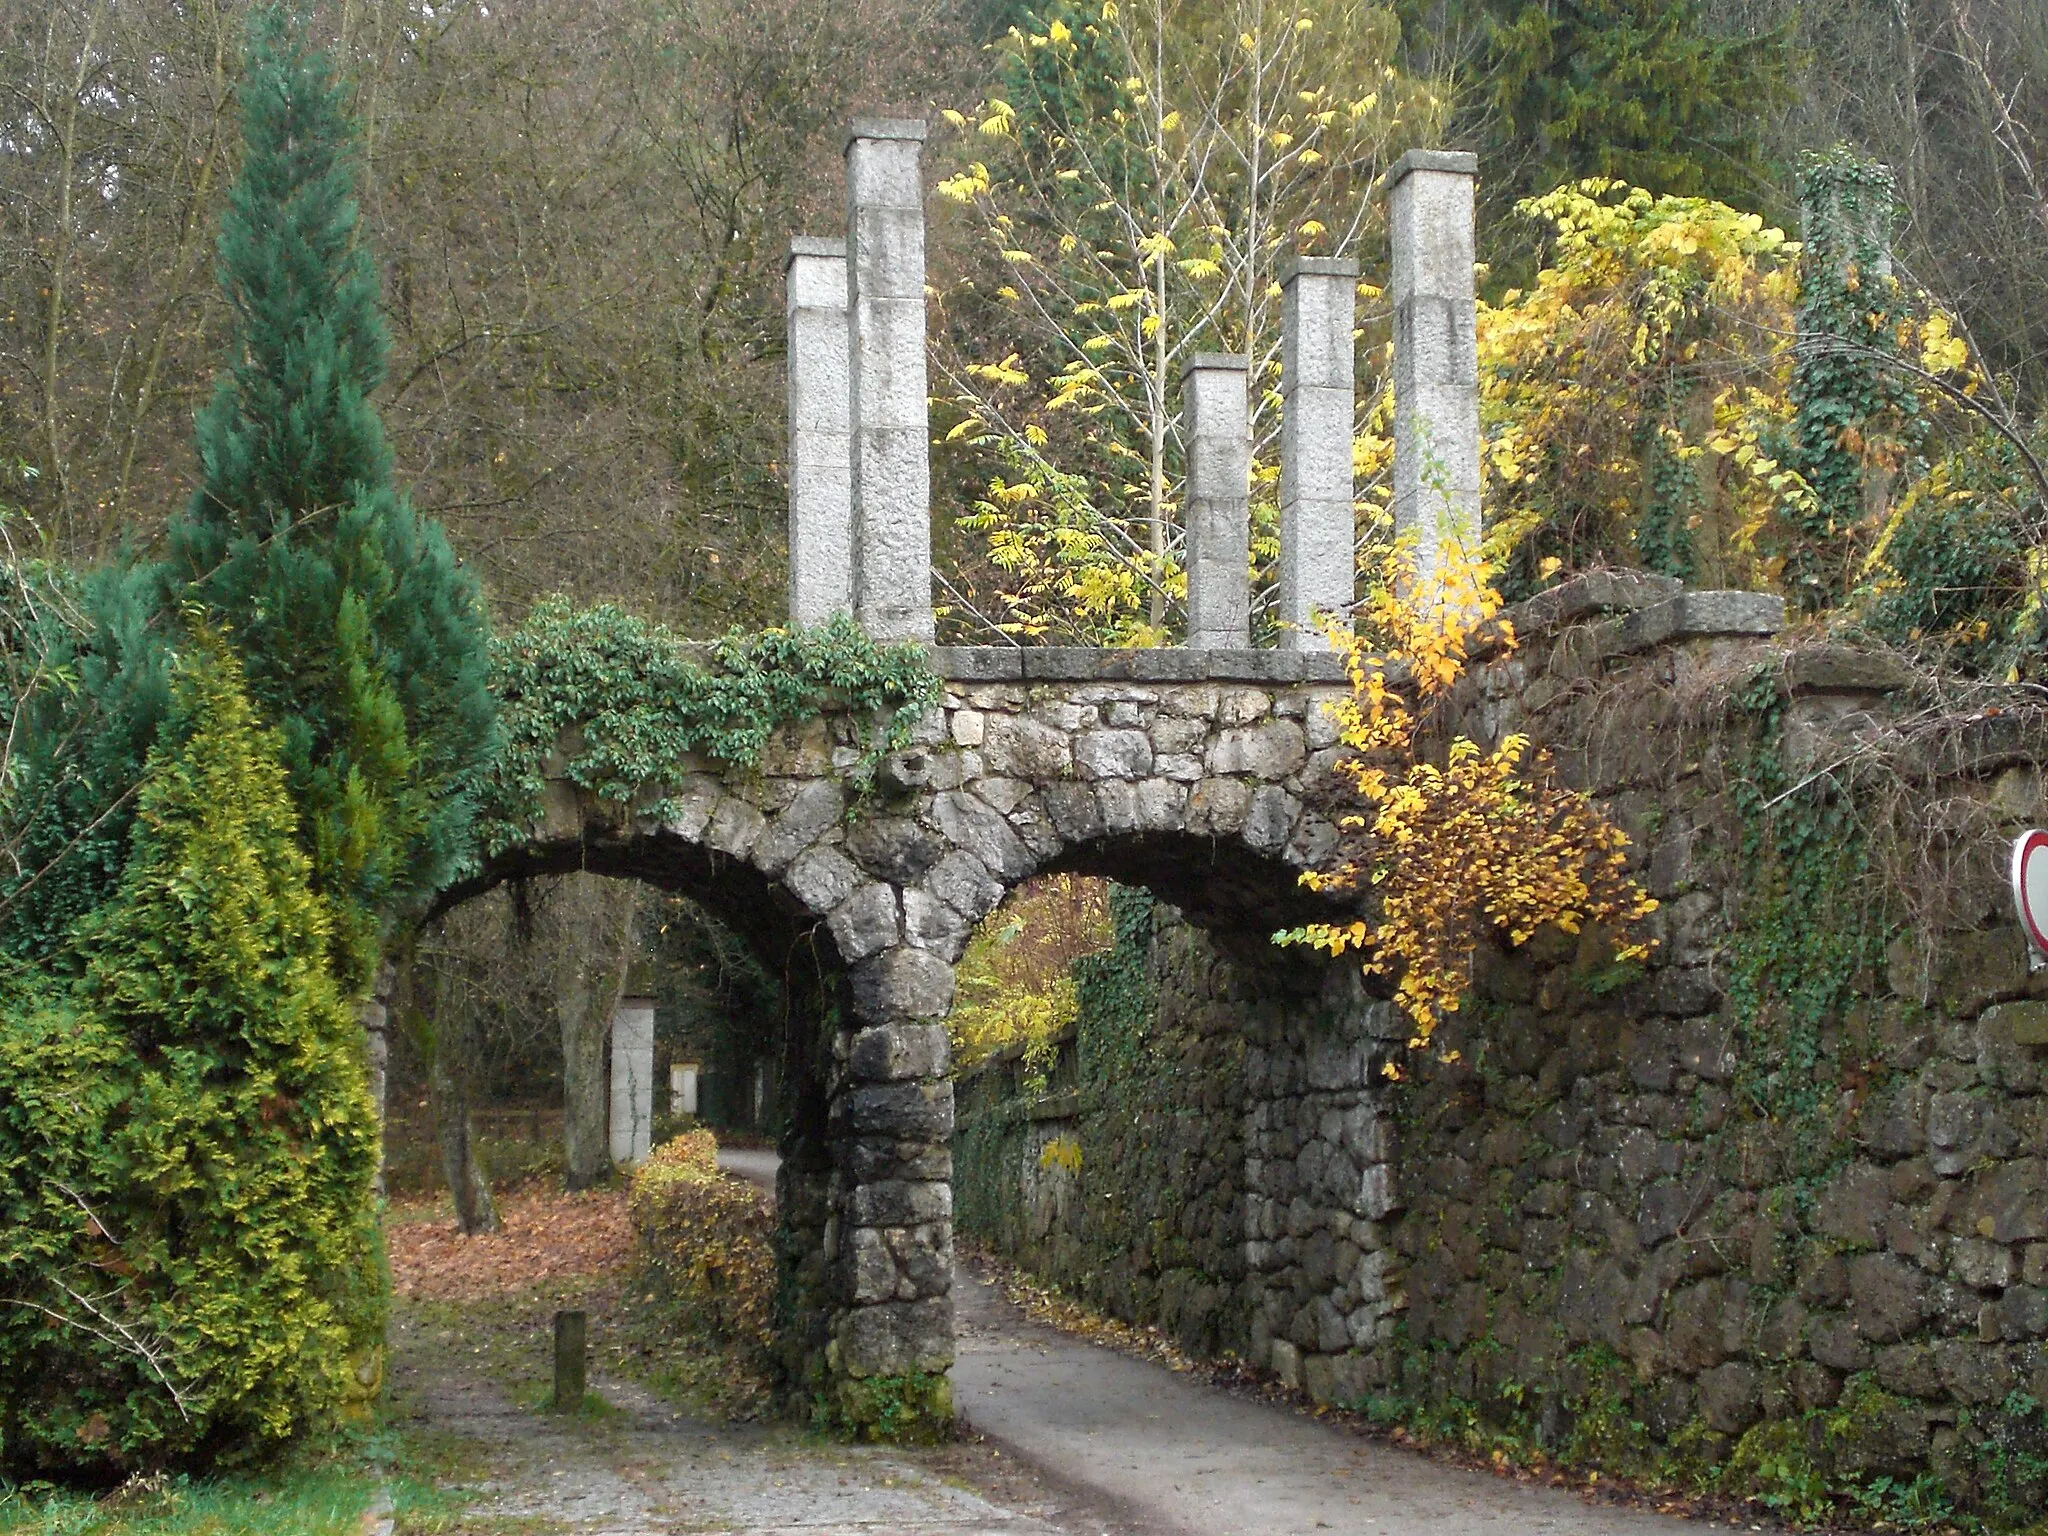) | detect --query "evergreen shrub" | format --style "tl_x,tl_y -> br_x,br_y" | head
0,645 -> 382,1476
